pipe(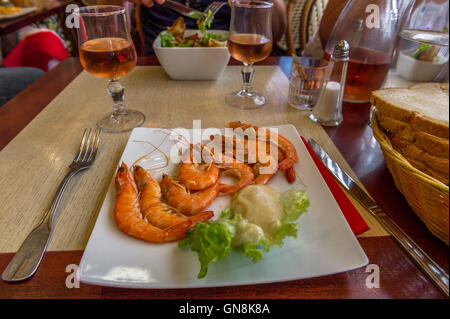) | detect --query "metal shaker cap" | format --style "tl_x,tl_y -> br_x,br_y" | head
332,40 -> 350,61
